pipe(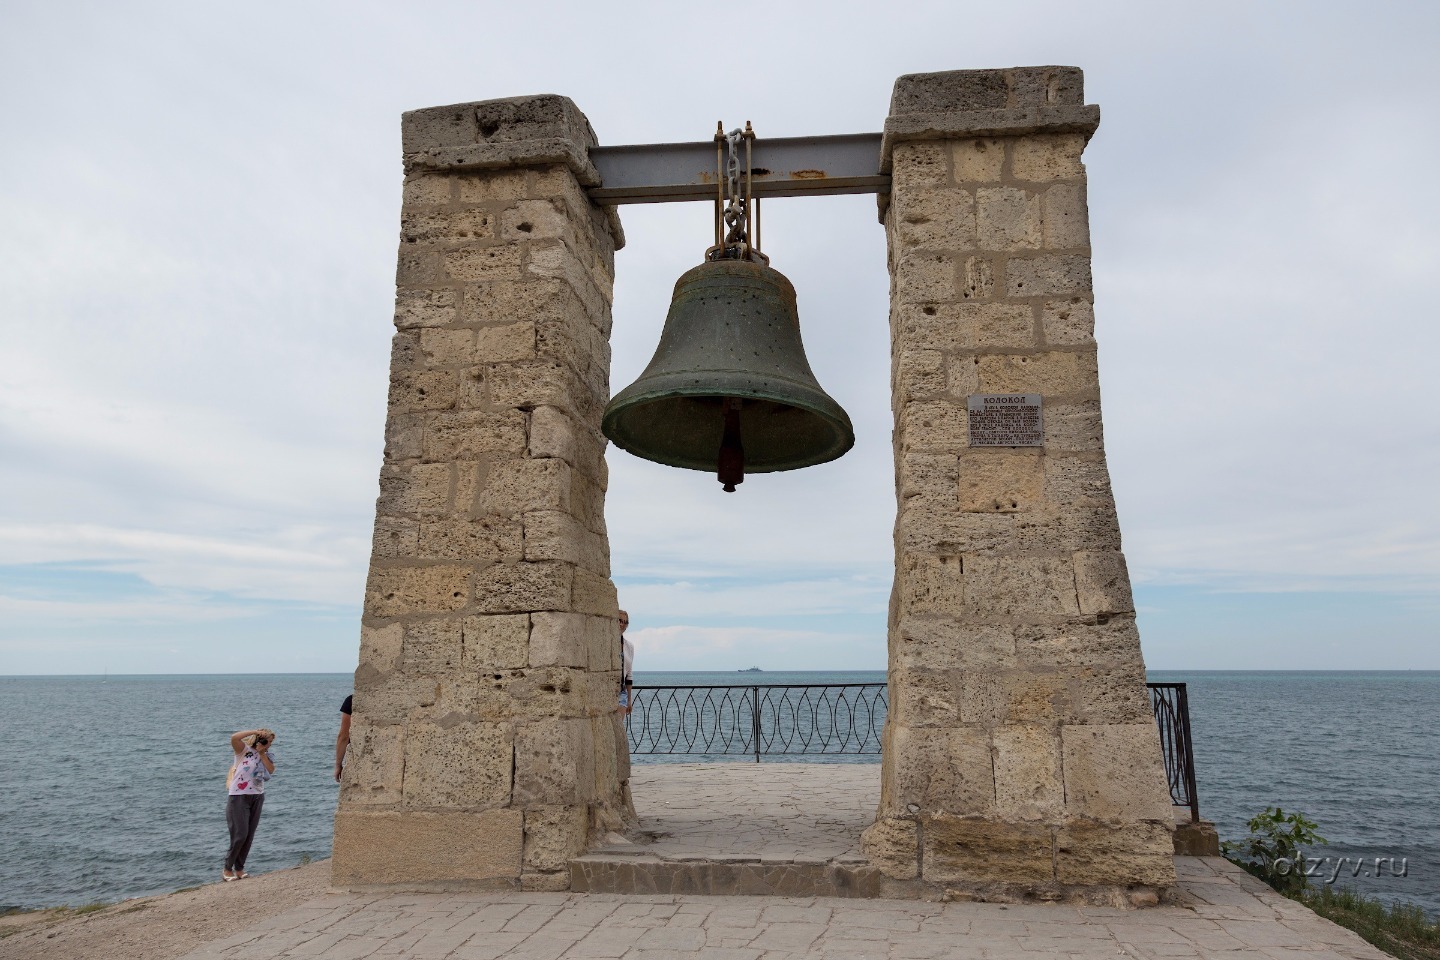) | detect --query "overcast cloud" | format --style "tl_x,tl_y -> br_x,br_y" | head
2,1 -> 1437,674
